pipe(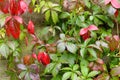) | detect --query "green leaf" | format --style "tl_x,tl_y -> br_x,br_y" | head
54,26 -> 62,32
84,38 -> 91,47
39,27 -> 49,37
60,33 -> 66,40
45,10 -> 50,22
94,17 -> 103,26
13,51 -> 20,57
61,67 -> 72,71
110,76 -> 119,80
32,0 -> 36,5
53,6 -> 61,12
62,72 -> 72,80
51,11 -> 58,24
88,44 -> 102,52
87,48 -> 97,59
96,15 -> 106,22
45,63 -> 56,73
7,41 -> 19,51
25,72 -> 31,80
96,15 -> 114,28
84,0 -> 91,8
71,73 -> 77,80
78,16 -> 85,22
89,16 -> 94,21
57,42 -> 66,53
0,13 -> 8,27
59,12 -> 70,19
87,78 -> 93,80
52,75 -> 62,80
66,42 -> 77,53
60,53 -> 76,65
0,43 -> 9,58
95,41 -> 108,48
88,71 -> 100,78
80,59 -> 89,77
39,0 -> 45,11
67,54 -> 76,65
42,7 -> 49,13
50,54 -> 58,61
75,71 -> 81,76
52,3 -> 59,7
47,1 -> 53,7
80,48 -> 87,58
92,5 -> 101,14
19,32 -> 26,41
73,64 -> 79,71
107,19 -> 114,28
0,28 -> 5,38
52,63 -> 61,77
19,71 -> 27,79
